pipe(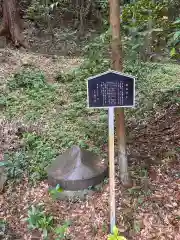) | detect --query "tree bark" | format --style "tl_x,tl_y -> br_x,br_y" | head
109,0 -> 131,187
0,0 -> 28,48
